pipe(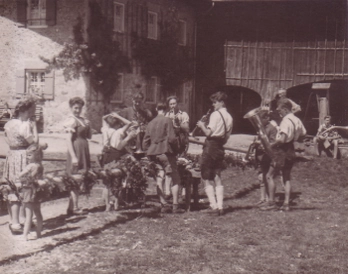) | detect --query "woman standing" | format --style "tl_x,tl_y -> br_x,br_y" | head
3,98 -> 38,234
63,97 -> 91,216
